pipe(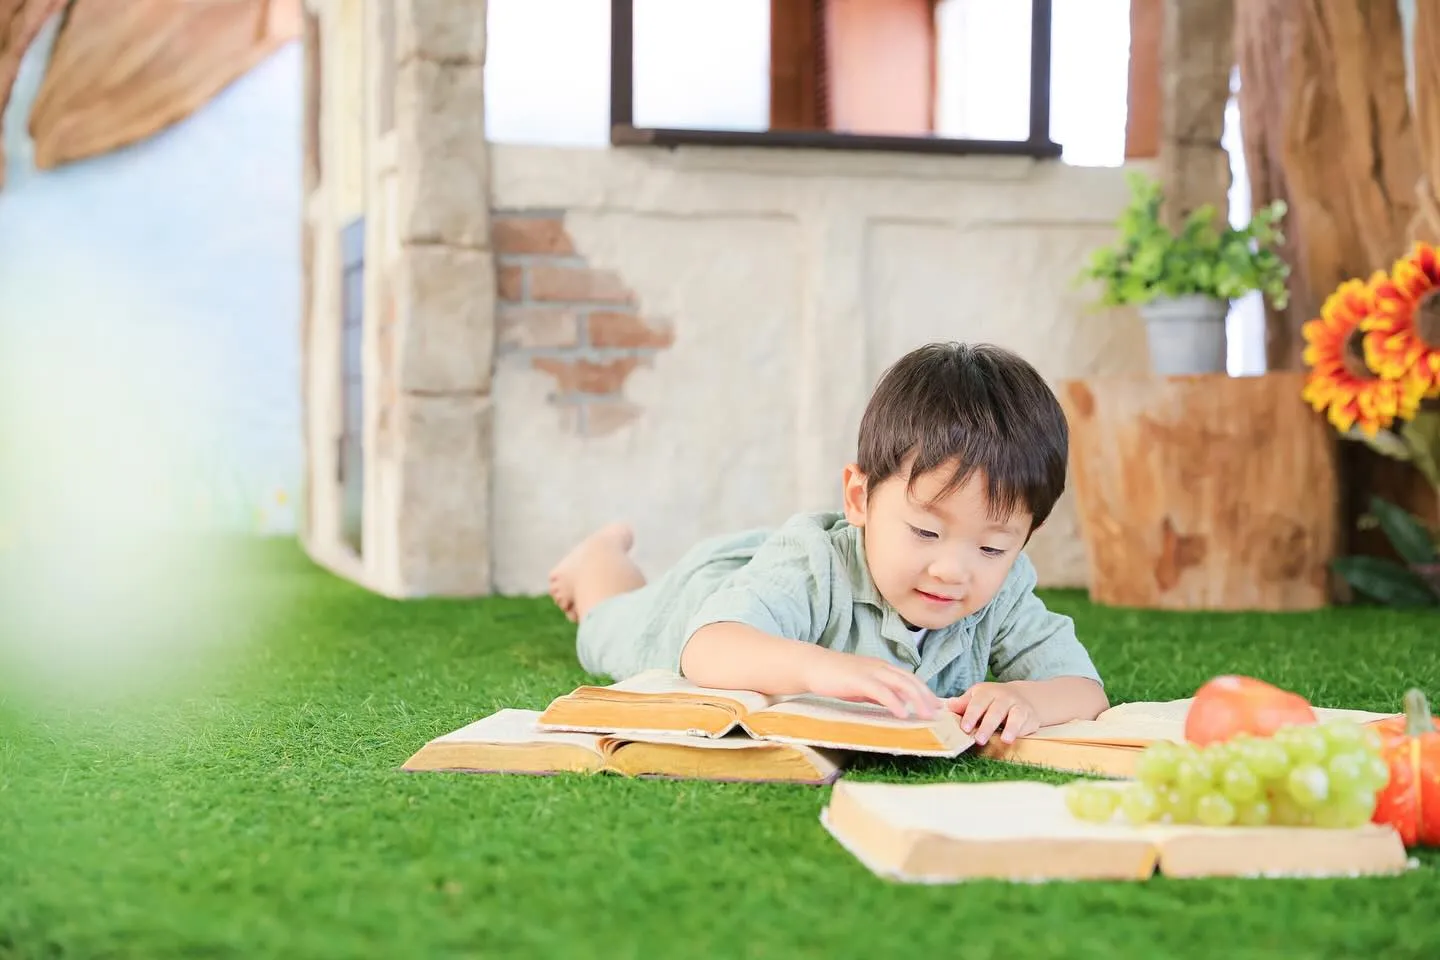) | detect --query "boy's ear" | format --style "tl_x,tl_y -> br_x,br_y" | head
841,463 -> 869,526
